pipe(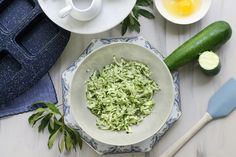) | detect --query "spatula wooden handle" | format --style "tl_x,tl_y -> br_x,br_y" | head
160,113 -> 213,157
